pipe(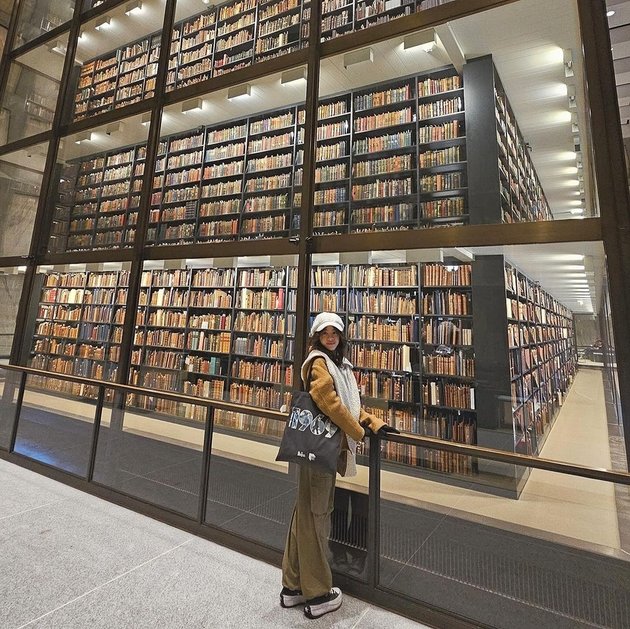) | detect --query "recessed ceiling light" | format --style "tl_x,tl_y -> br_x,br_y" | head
95,16 -> 111,31
403,29 -> 436,52
181,98 -> 203,113
125,1 -> 142,15
226,83 -> 251,100
75,131 -> 92,144
280,67 -> 307,85
343,47 -> 373,68
607,10 -> 615,17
